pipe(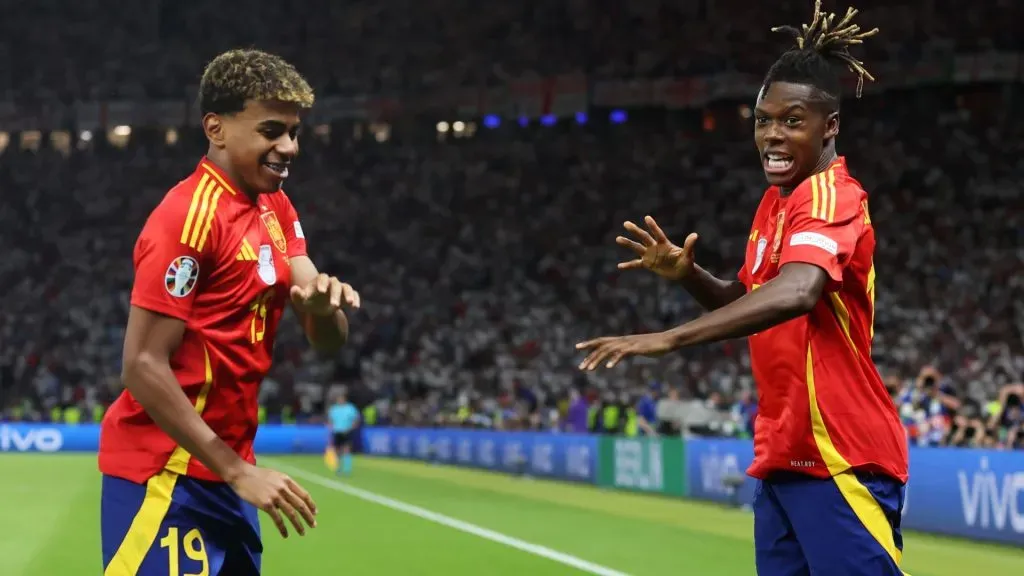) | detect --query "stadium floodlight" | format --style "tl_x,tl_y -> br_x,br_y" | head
436,121 -> 450,133
80,130 -> 93,142
112,125 -> 132,137
453,121 -> 466,133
